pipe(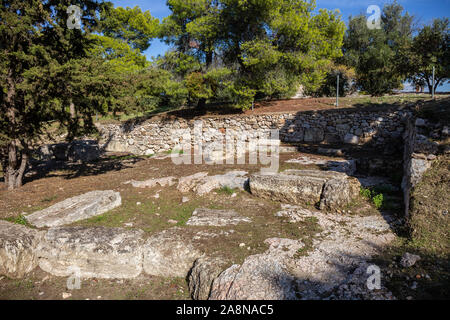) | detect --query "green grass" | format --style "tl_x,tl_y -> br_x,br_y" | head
5,215 -> 32,228
217,186 -> 236,195
360,186 -> 397,210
